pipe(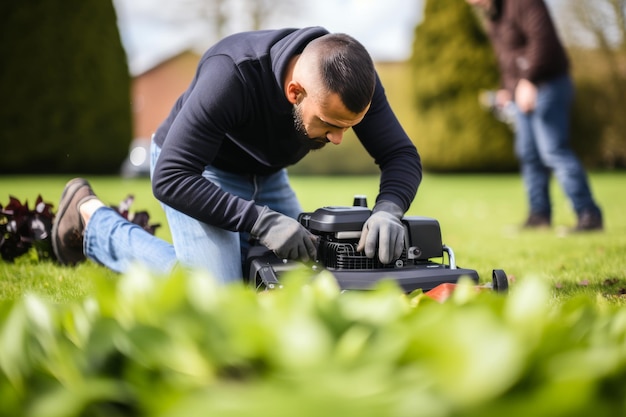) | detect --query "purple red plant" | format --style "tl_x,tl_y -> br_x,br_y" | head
0,195 -> 55,262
